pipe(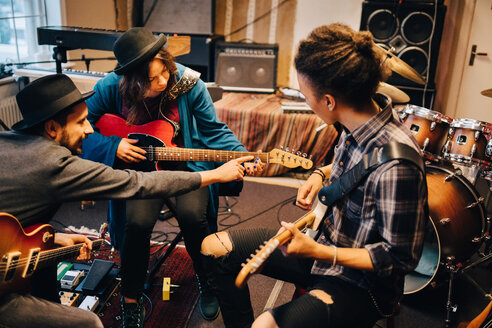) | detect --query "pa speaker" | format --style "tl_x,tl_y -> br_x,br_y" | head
360,1 -> 446,88
215,41 -> 278,93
